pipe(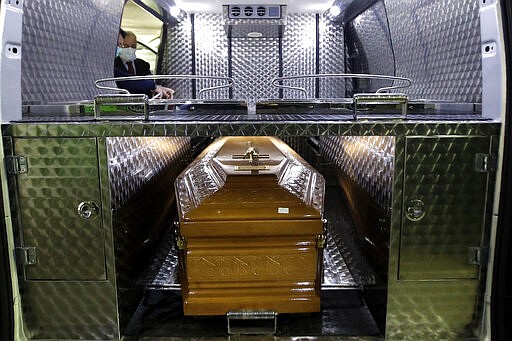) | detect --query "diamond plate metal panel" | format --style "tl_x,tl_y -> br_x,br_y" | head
231,38 -> 280,102
106,137 -> 191,330
319,15 -> 345,98
20,281 -> 118,339
320,136 -> 394,211
8,137 -> 120,340
282,14 -> 317,99
161,16 -> 194,99
346,1 -> 395,94
14,138 -> 105,281
386,280 -> 480,340
21,0 -> 124,104
400,137 -> 490,280
384,0 -> 482,102
106,136 -> 190,289
194,14 -> 230,99
137,227 -> 180,288
3,121 -> 501,138
385,136 -> 493,339
107,137 -> 191,209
